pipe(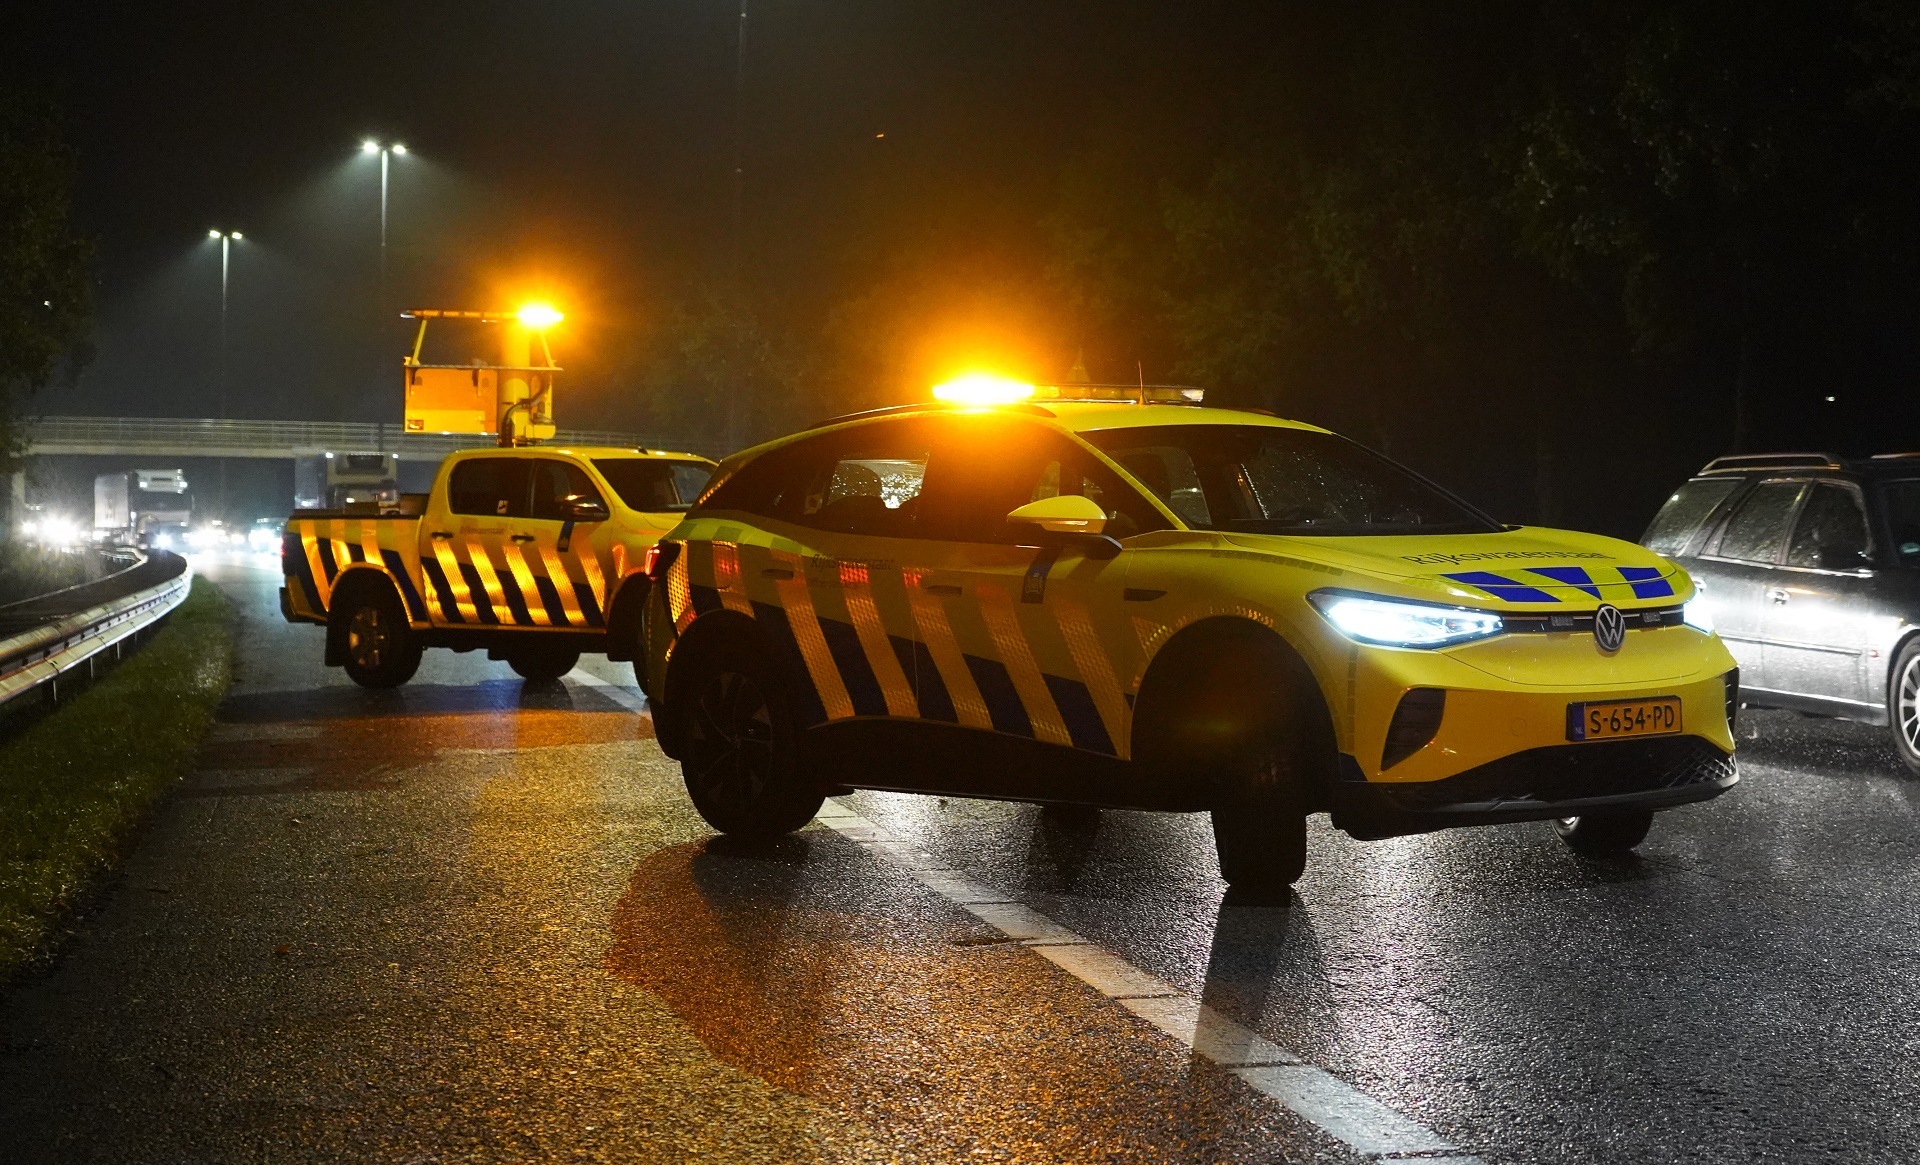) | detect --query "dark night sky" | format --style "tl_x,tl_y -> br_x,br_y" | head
9,3 -> 1262,434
